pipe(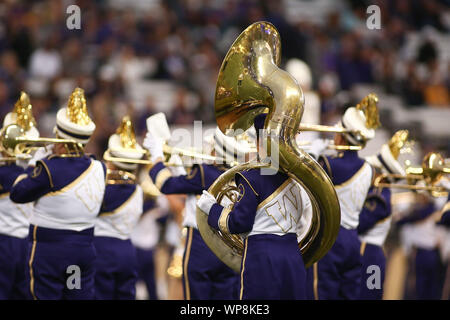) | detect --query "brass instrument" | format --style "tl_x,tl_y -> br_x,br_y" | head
0,91 -> 37,161
0,124 -> 83,158
103,149 -> 186,167
297,140 -> 362,151
104,144 -> 240,166
298,123 -> 360,134
106,169 -> 136,185
296,92 -> 380,151
374,152 -> 449,196
196,21 -> 341,272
